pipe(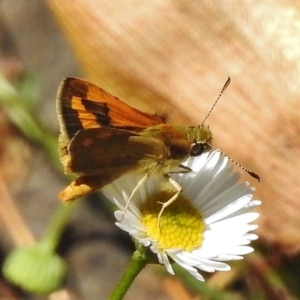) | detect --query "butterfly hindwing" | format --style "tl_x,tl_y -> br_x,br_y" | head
66,127 -> 168,176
